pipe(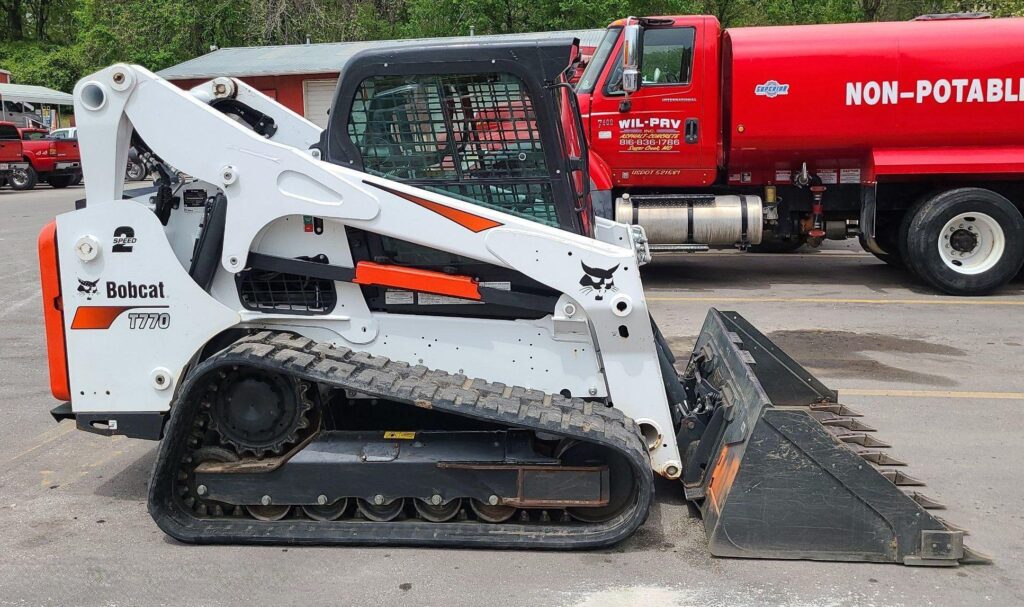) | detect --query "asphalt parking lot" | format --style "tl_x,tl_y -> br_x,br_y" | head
2,185 -> 1023,607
